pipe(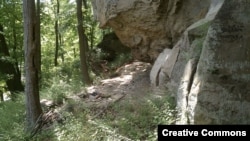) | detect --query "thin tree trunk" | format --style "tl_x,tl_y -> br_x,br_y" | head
12,20 -> 22,84
76,0 -> 91,85
23,0 -> 43,132
90,25 -> 94,50
0,90 -> 3,101
59,33 -> 64,63
54,0 -> 60,66
73,48 -> 76,58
